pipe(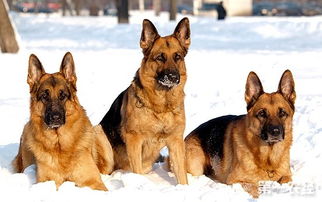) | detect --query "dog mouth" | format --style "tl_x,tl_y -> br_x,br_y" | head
260,125 -> 284,145
157,75 -> 179,88
264,136 -> 283,144
47,123 -> 63,129
44,110 -> 65,129
260,133 -> 284,145
156,69 -> 180,89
